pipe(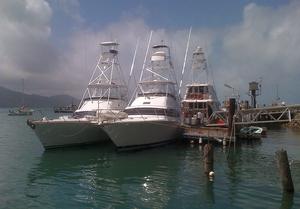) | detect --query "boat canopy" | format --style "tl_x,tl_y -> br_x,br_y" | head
138,80 -> 176,96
